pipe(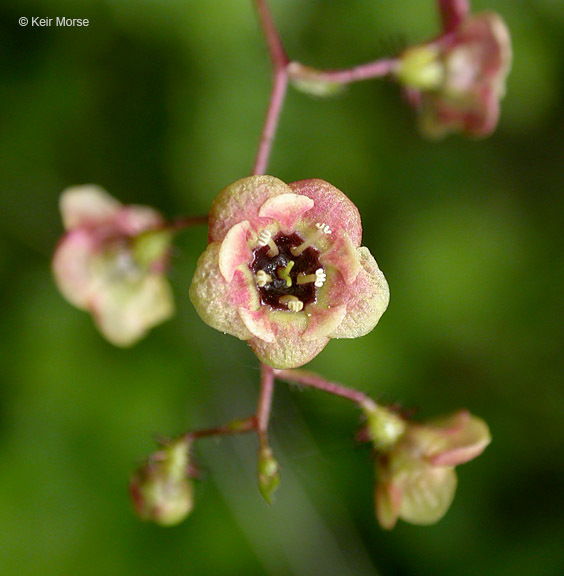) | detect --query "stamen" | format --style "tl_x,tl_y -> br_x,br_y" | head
291,222 -> 332,256
297,268 -> 326,288
257,229 -> 279,257
279,295 -> 304,312
314,268 -> 326,288
256,270 -> 273,287
277,260 -> 295,287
